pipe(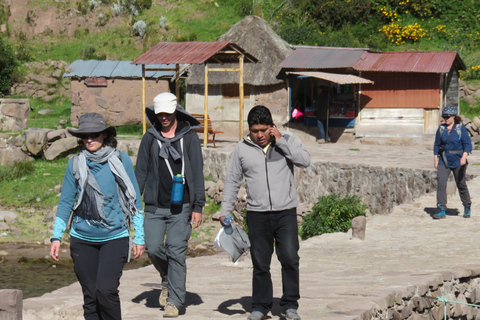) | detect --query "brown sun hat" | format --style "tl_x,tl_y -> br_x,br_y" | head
68,113 -> 116,138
